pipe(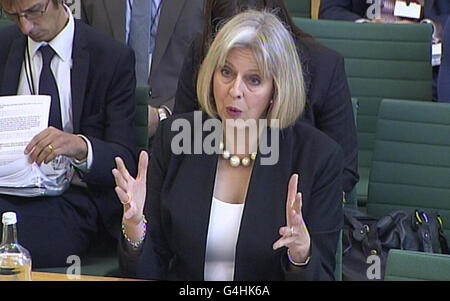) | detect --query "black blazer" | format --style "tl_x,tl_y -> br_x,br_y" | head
320,0 -> 450,26
173,35 -> 358,194
120,112 -> 344,280
0,20 -> 137,236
